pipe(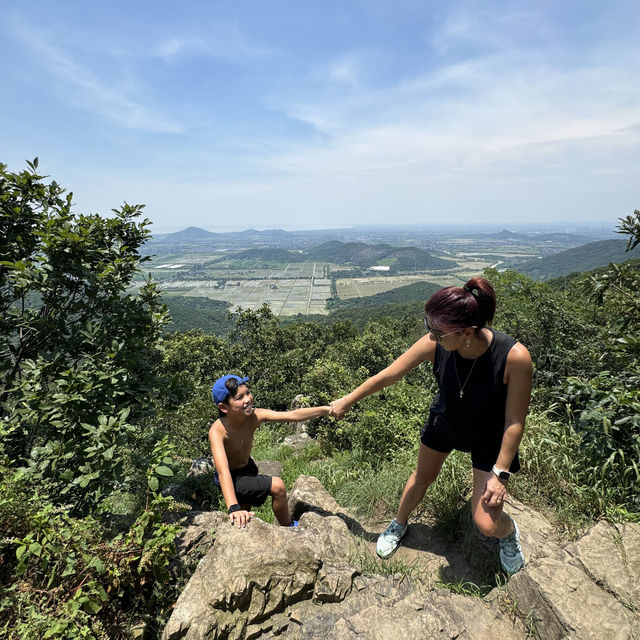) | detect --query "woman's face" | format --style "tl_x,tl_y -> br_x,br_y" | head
424,316 -> 461,348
